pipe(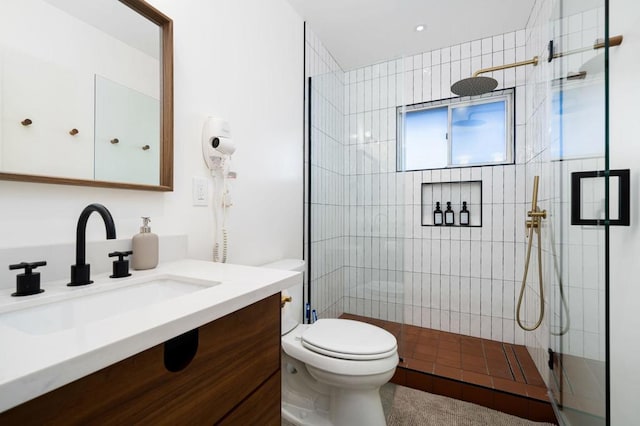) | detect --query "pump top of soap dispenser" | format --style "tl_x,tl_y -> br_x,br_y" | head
140,217 -> 151,233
